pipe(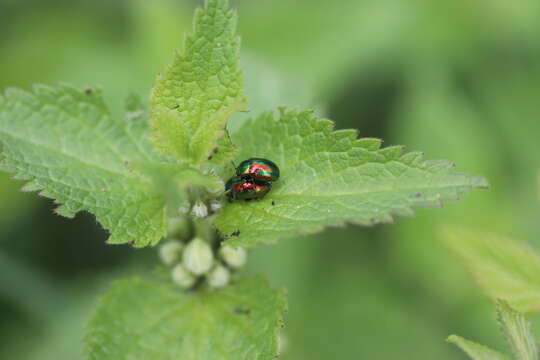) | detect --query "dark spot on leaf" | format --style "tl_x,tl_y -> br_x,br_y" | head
85,88 -> 93,95
208,148 -> 219,160
415,192 -> 422,198
271,200 -> 275,206
172,104 -> 180,109
231,230 -> 240,237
